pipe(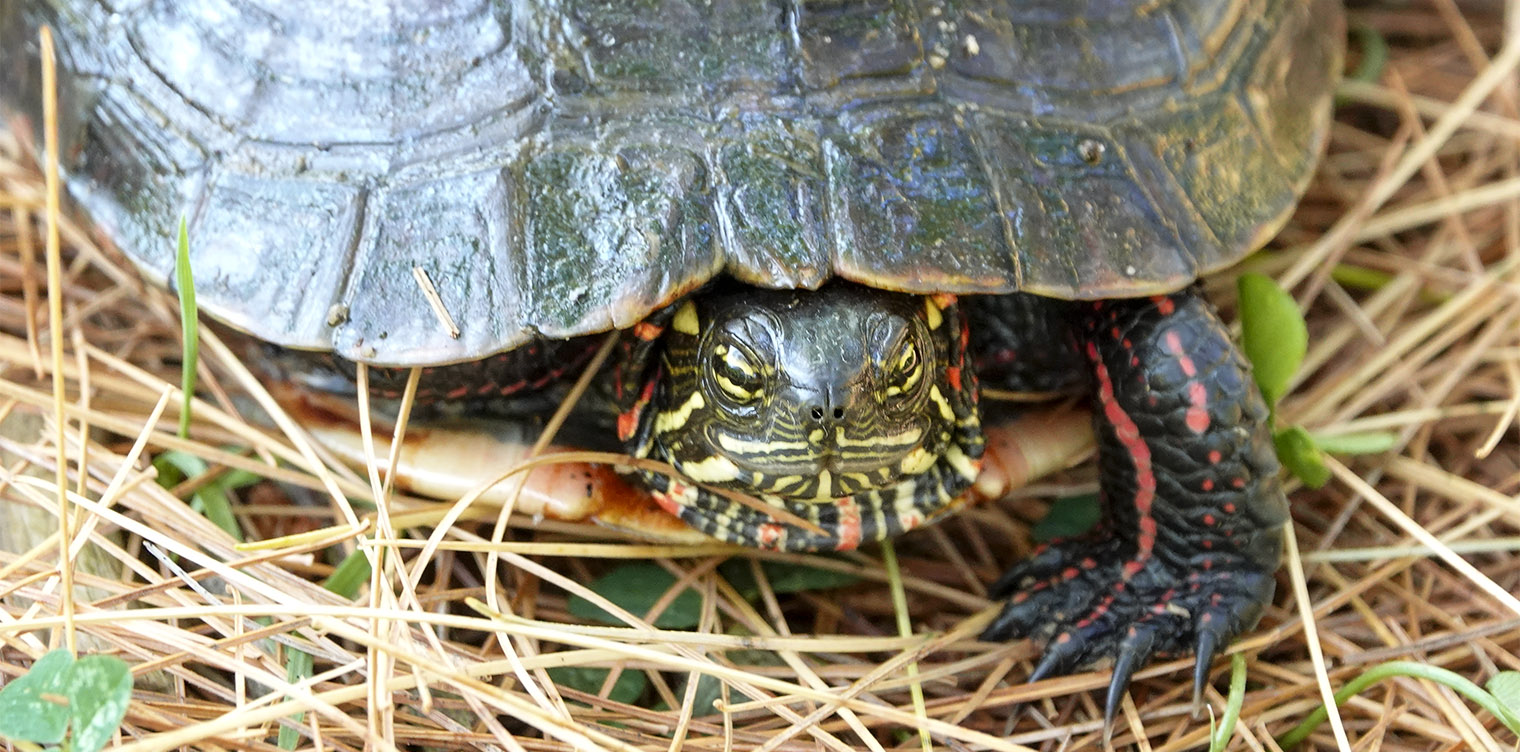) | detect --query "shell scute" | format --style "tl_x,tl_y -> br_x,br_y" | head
972,115 -> 1191,298
829,106 -> 1017,293
522,140 -> 720,340
191,172 -> 360,349
717,122 -> 831,289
